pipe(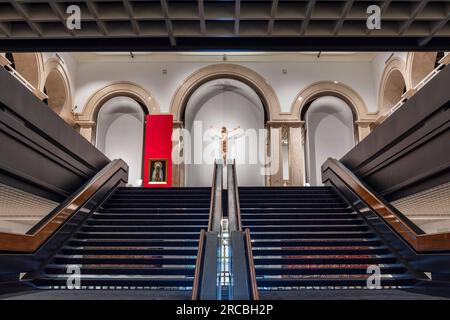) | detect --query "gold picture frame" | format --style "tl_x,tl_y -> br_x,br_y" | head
148,158 -> 168,184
